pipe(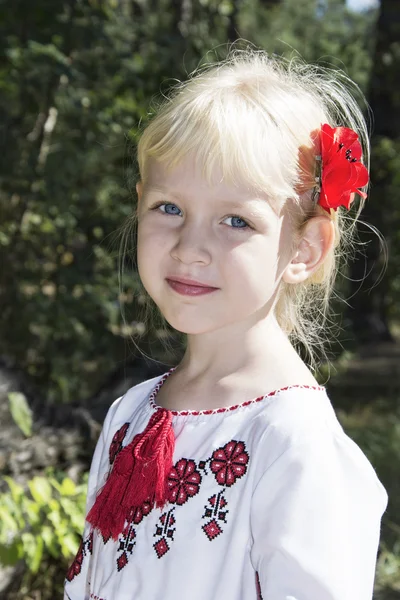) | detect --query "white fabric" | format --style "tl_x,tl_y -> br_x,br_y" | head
64,371 -> 388,600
